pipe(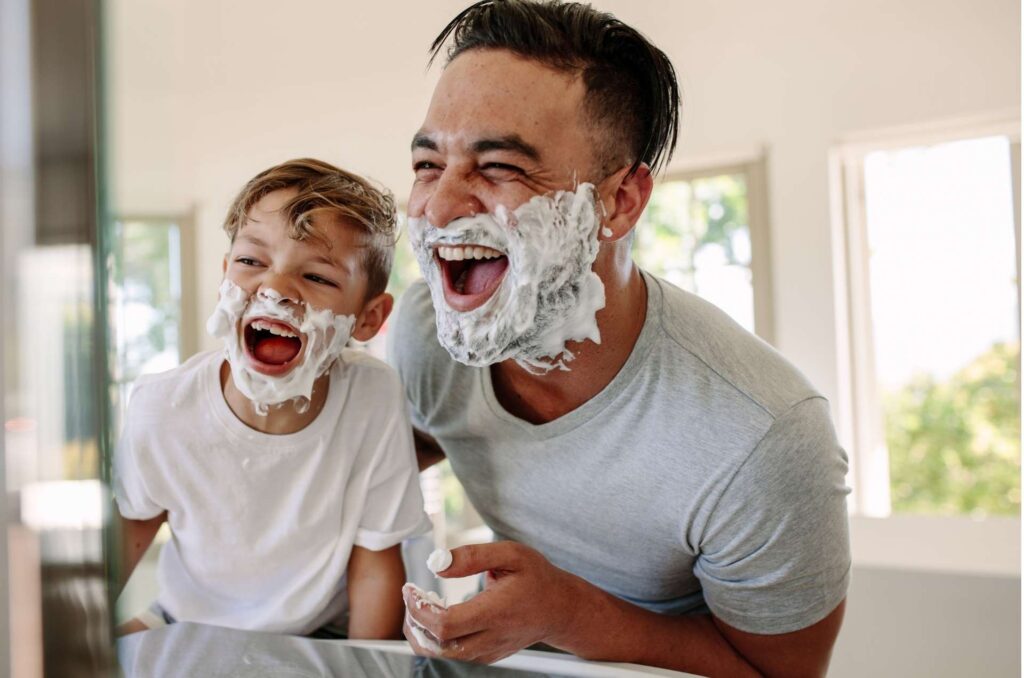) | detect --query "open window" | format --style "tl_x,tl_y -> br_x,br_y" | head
831,114 -> 1020,574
